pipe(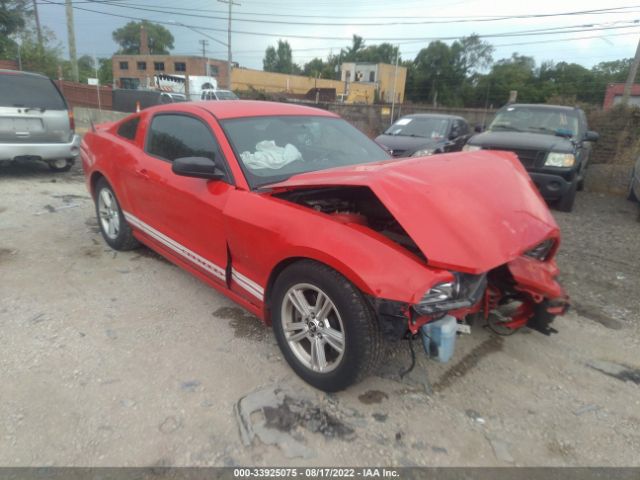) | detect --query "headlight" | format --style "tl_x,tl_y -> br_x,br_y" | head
545,152 -> 575,167
524,238 -> 556,261
462,145 -> 482,152
415,273 -> 487,315
412,148 -> 435,157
